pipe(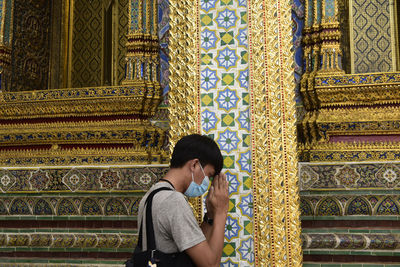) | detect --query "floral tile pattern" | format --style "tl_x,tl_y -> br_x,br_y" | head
199,1 -> 252,264
299,162 -> 400,189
